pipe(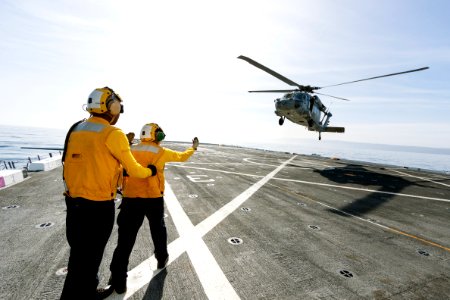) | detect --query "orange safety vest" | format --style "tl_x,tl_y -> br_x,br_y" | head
63,120 -> 122,201
123,143 -> 165,198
